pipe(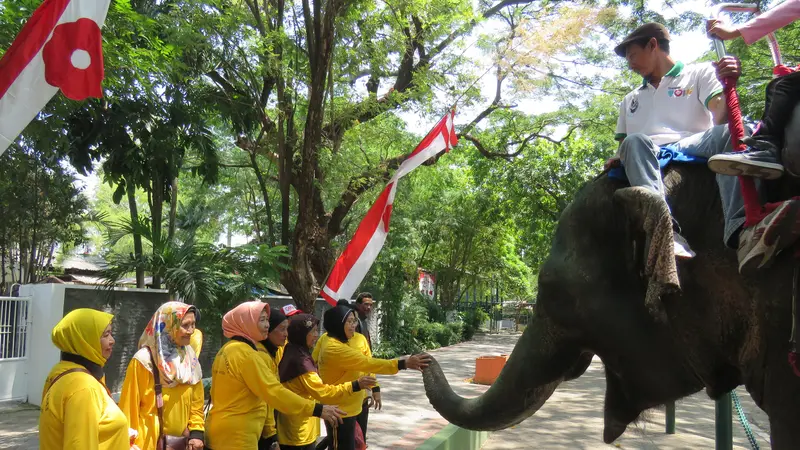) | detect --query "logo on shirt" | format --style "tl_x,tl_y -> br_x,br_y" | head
629,97 -> 639,114
667,86 -> 694,98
